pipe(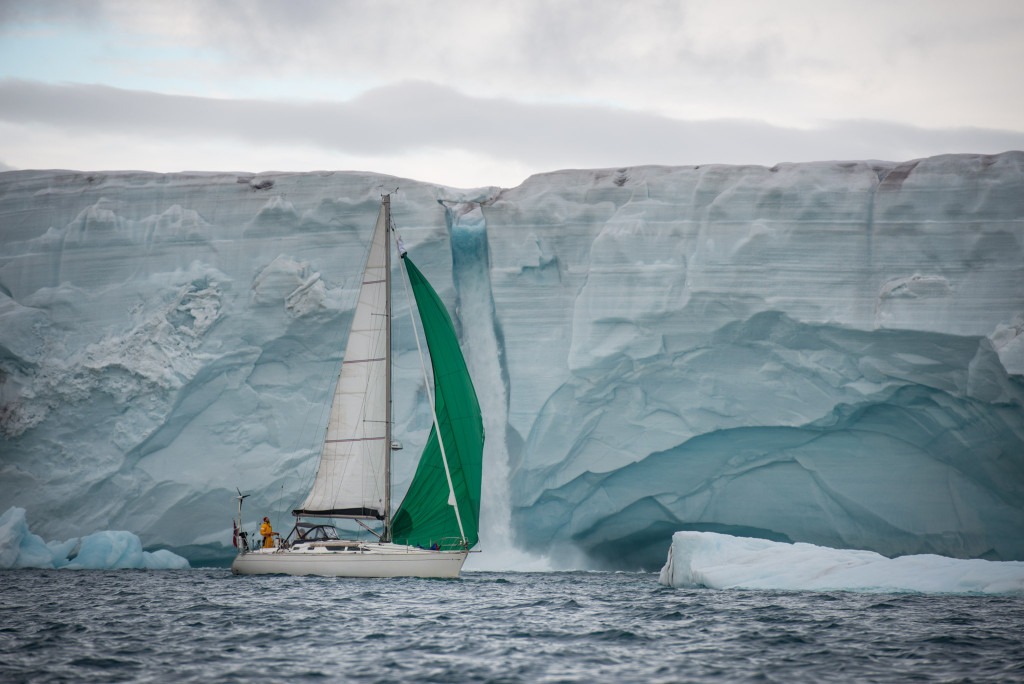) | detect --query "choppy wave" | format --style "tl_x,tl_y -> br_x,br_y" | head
1,570 -> 1022,683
